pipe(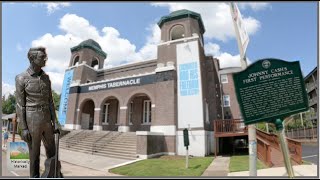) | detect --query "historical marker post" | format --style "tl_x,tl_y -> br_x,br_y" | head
233,58 -> 309,178
183,128 -> 190,169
